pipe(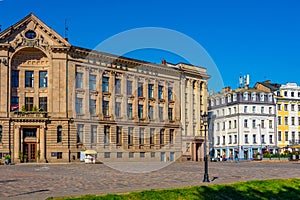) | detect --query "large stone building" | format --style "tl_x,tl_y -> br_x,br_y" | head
208,86 -> 277,160
0,14 -> 209,163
